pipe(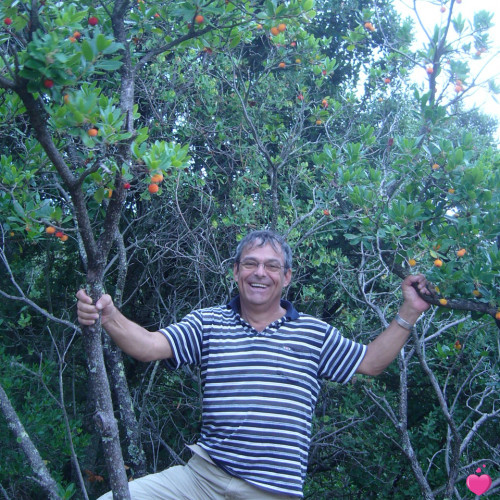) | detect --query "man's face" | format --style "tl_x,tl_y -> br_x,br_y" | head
233,242 -> 292,311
